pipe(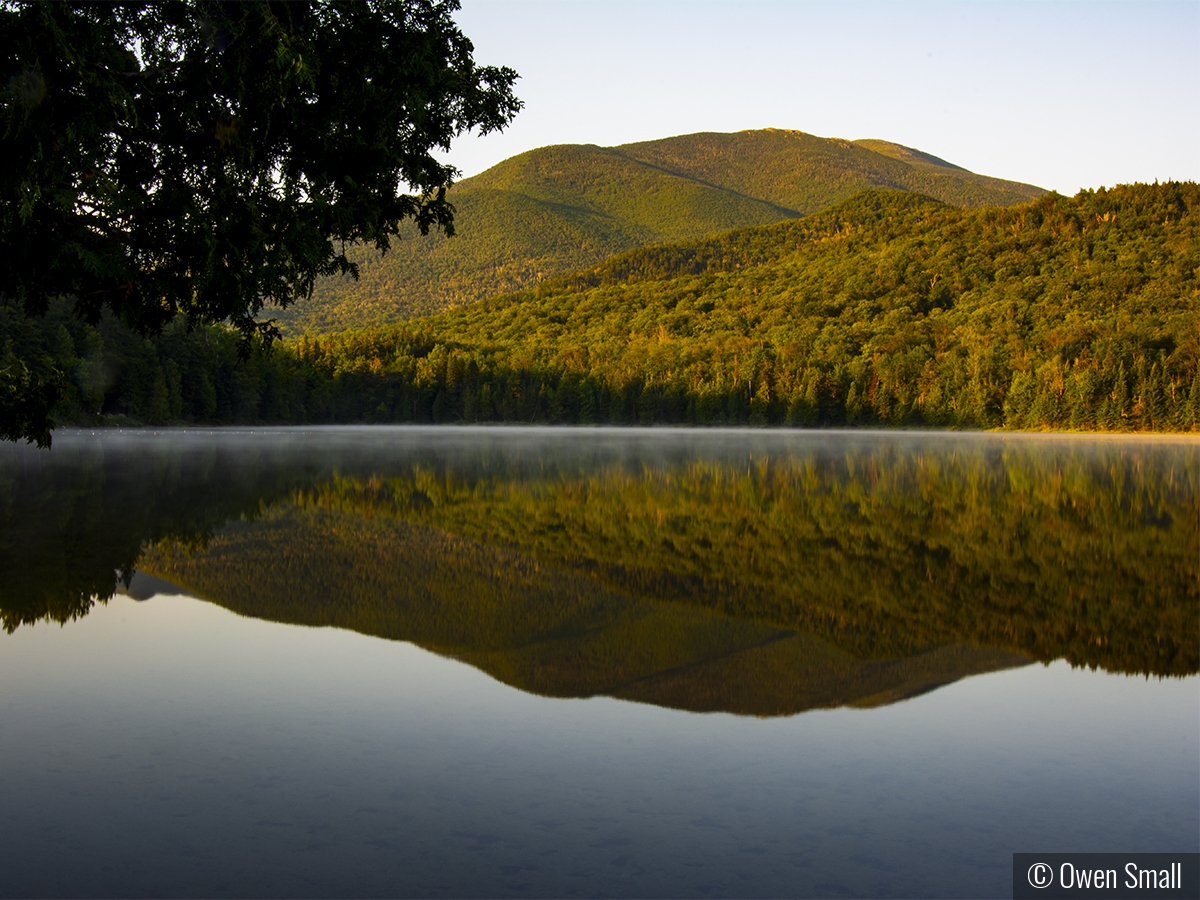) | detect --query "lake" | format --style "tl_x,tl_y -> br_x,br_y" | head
1,426 -> 1196,898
